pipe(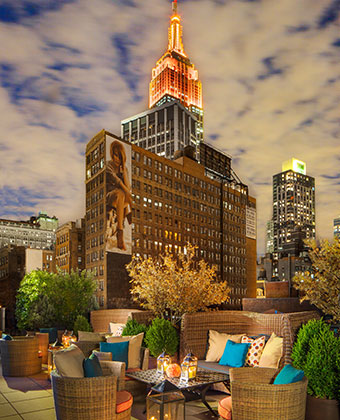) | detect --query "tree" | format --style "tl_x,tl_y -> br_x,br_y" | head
126,243 -> 230,324
16,269 -> 97,330
16,270 -> 55,330
45,269 -> 97,330
292,238 -> 340,322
